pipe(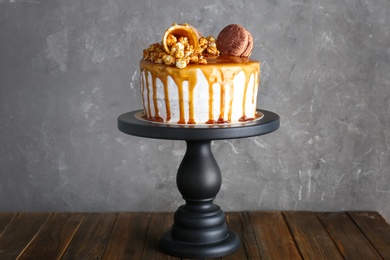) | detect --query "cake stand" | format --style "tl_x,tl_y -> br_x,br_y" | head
117,109 -> 280,258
